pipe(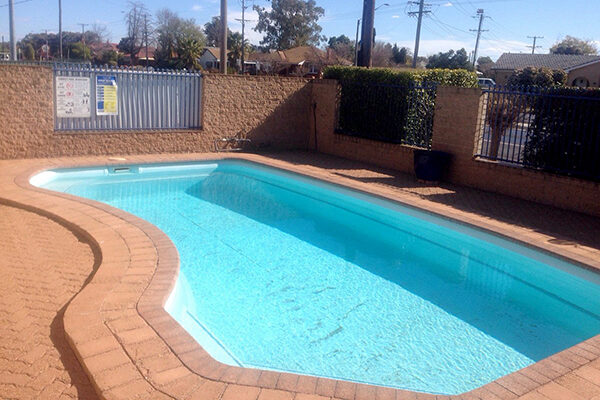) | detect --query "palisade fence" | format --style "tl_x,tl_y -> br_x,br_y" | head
53,63 -> 202,131
477,86 -> 600,181
335,81 -> 437,148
